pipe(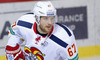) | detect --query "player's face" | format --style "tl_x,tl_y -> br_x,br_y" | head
39,16 -> 55,34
